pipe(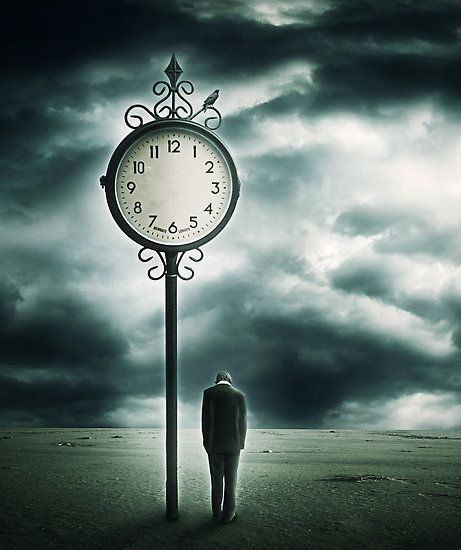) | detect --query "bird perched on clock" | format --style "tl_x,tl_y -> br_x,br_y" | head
203,89 -> 219,111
